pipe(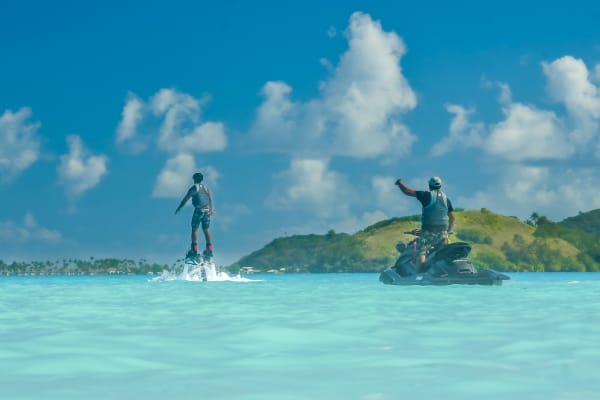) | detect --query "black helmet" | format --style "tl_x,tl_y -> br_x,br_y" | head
193,172 -> 204,183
